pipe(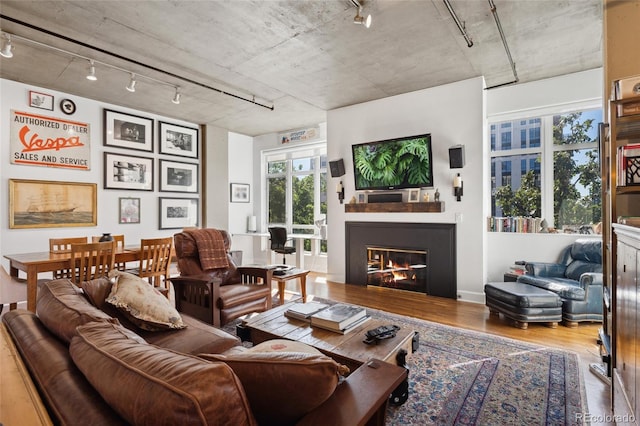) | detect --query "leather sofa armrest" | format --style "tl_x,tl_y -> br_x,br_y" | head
579,272 -> 603,289
236,267 -> 273,284
524,262 -> 566,278
296,359 -> 407,426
